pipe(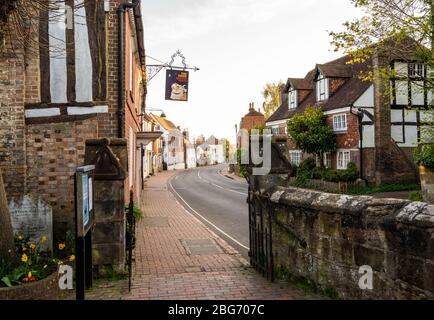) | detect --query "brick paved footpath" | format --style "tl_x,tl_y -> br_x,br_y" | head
85,170 -> 317,300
